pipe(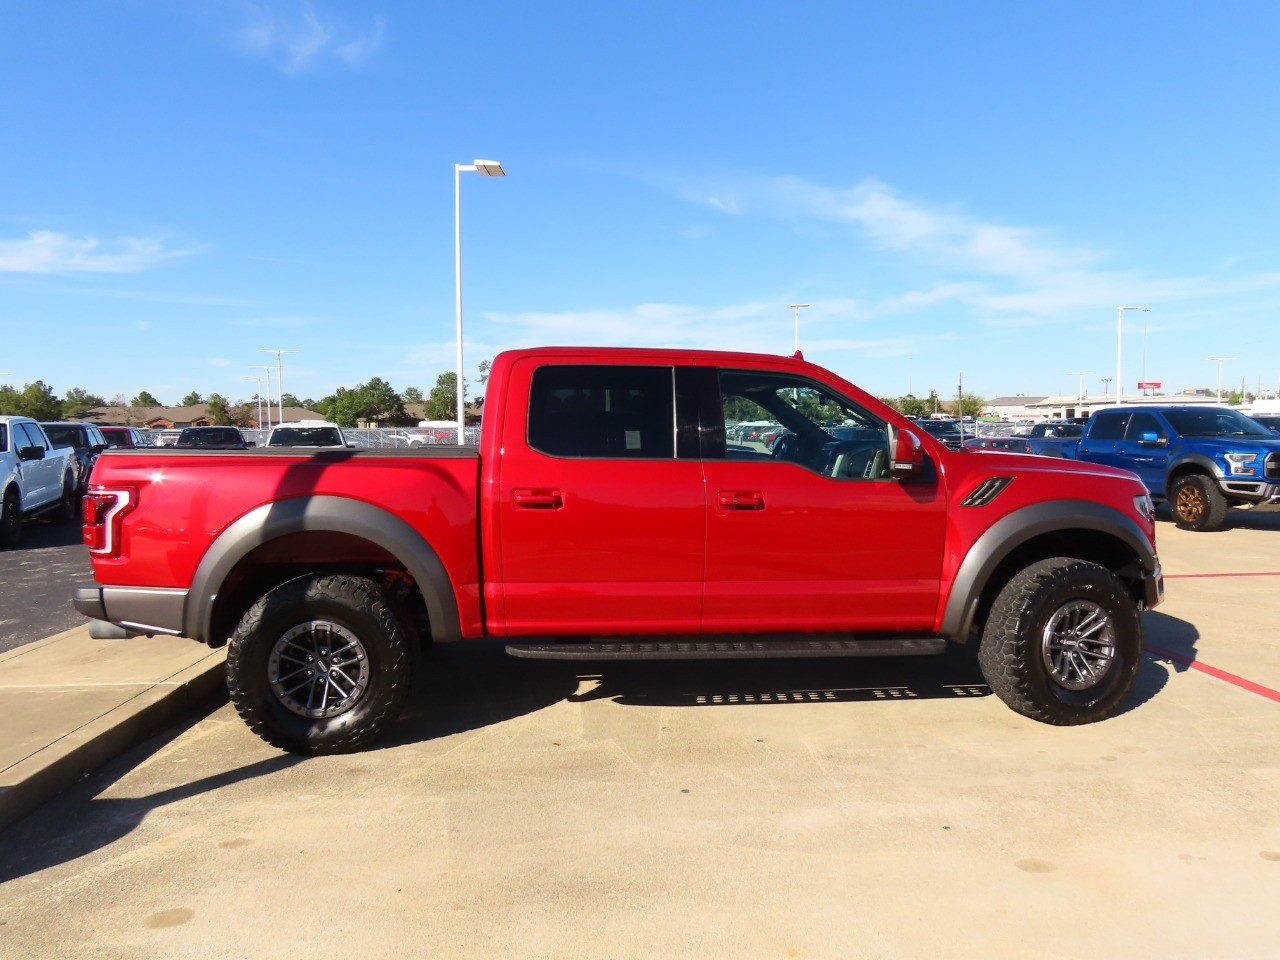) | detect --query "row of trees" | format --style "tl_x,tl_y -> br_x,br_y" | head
880,392 -> 987,419
0,366 -> 487,429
